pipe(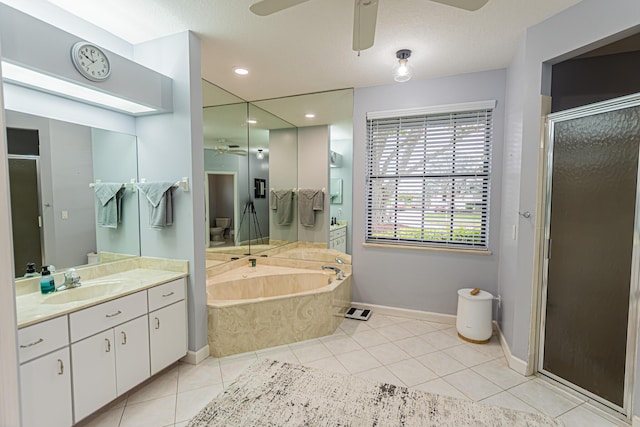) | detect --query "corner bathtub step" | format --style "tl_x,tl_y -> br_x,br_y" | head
345,307 -> 371,321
